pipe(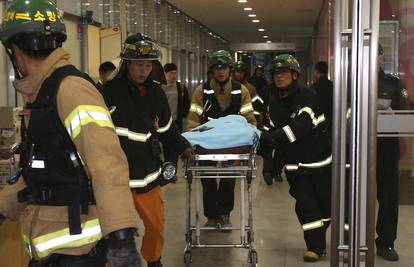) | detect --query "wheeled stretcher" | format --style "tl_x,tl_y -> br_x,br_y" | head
183,142 -> 259,267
